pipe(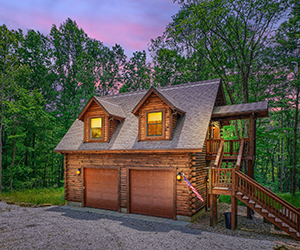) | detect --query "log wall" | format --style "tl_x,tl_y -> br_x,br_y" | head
64,151 -> 207,217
